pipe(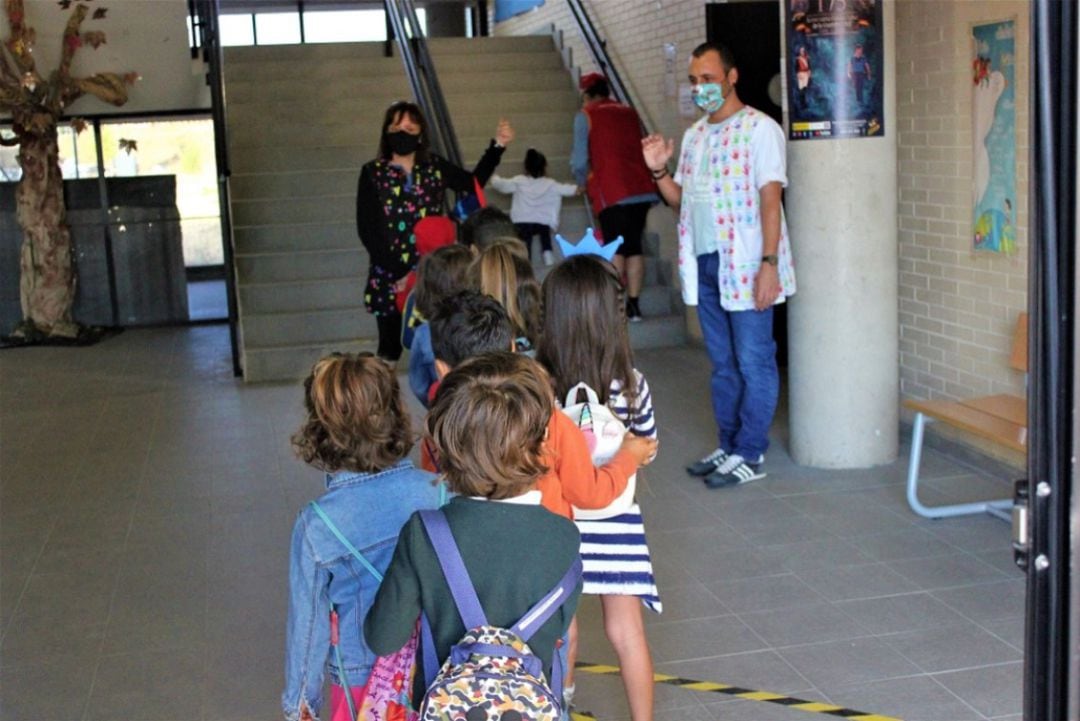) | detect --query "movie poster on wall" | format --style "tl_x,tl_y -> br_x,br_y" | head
971,20 -> 1017,254
785,0 -> 884,140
